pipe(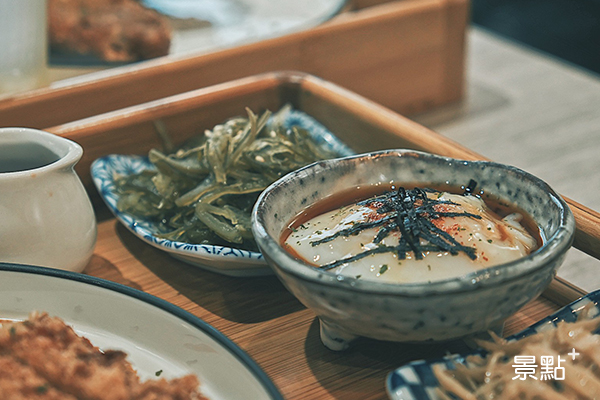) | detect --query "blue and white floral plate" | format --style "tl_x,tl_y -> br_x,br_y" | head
91,110 -> 353,277
386,290 -> 600,400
